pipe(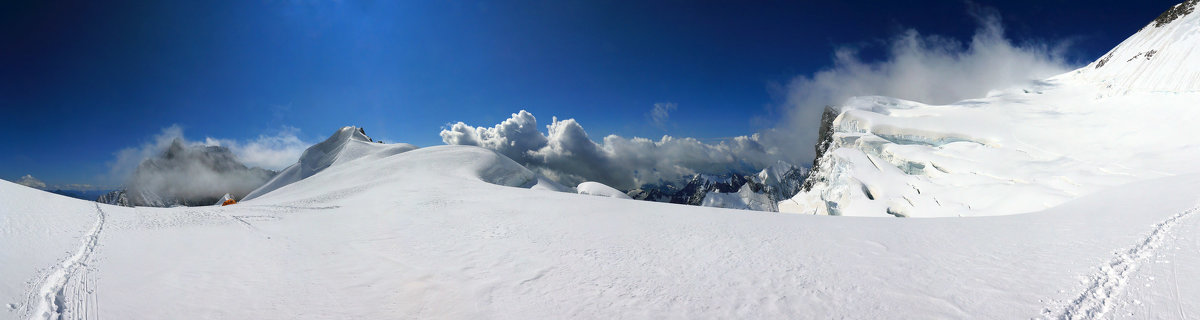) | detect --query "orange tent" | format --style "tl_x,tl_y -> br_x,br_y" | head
222,198 -> 237,206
